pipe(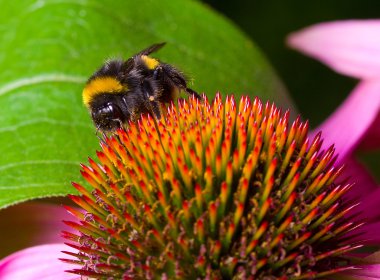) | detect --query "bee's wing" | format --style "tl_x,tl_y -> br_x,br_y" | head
123,43 -> 166,73
136,42 -> 166,56
123,57 -> 135,73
